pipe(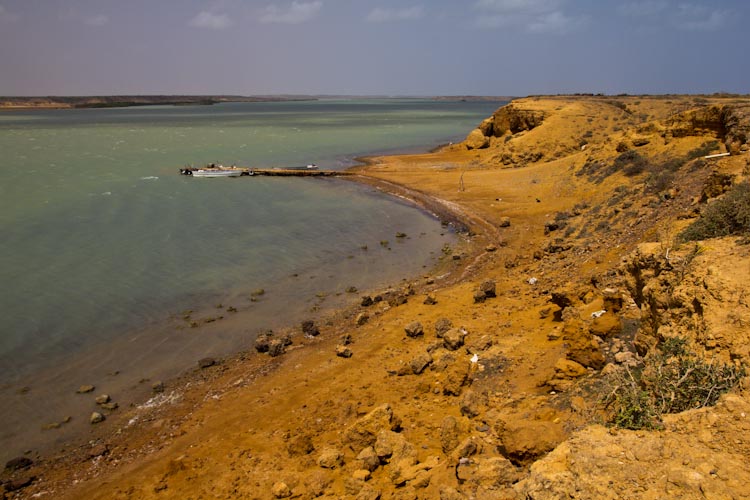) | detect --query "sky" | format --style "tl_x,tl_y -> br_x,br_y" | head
0,0 -> 747,96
